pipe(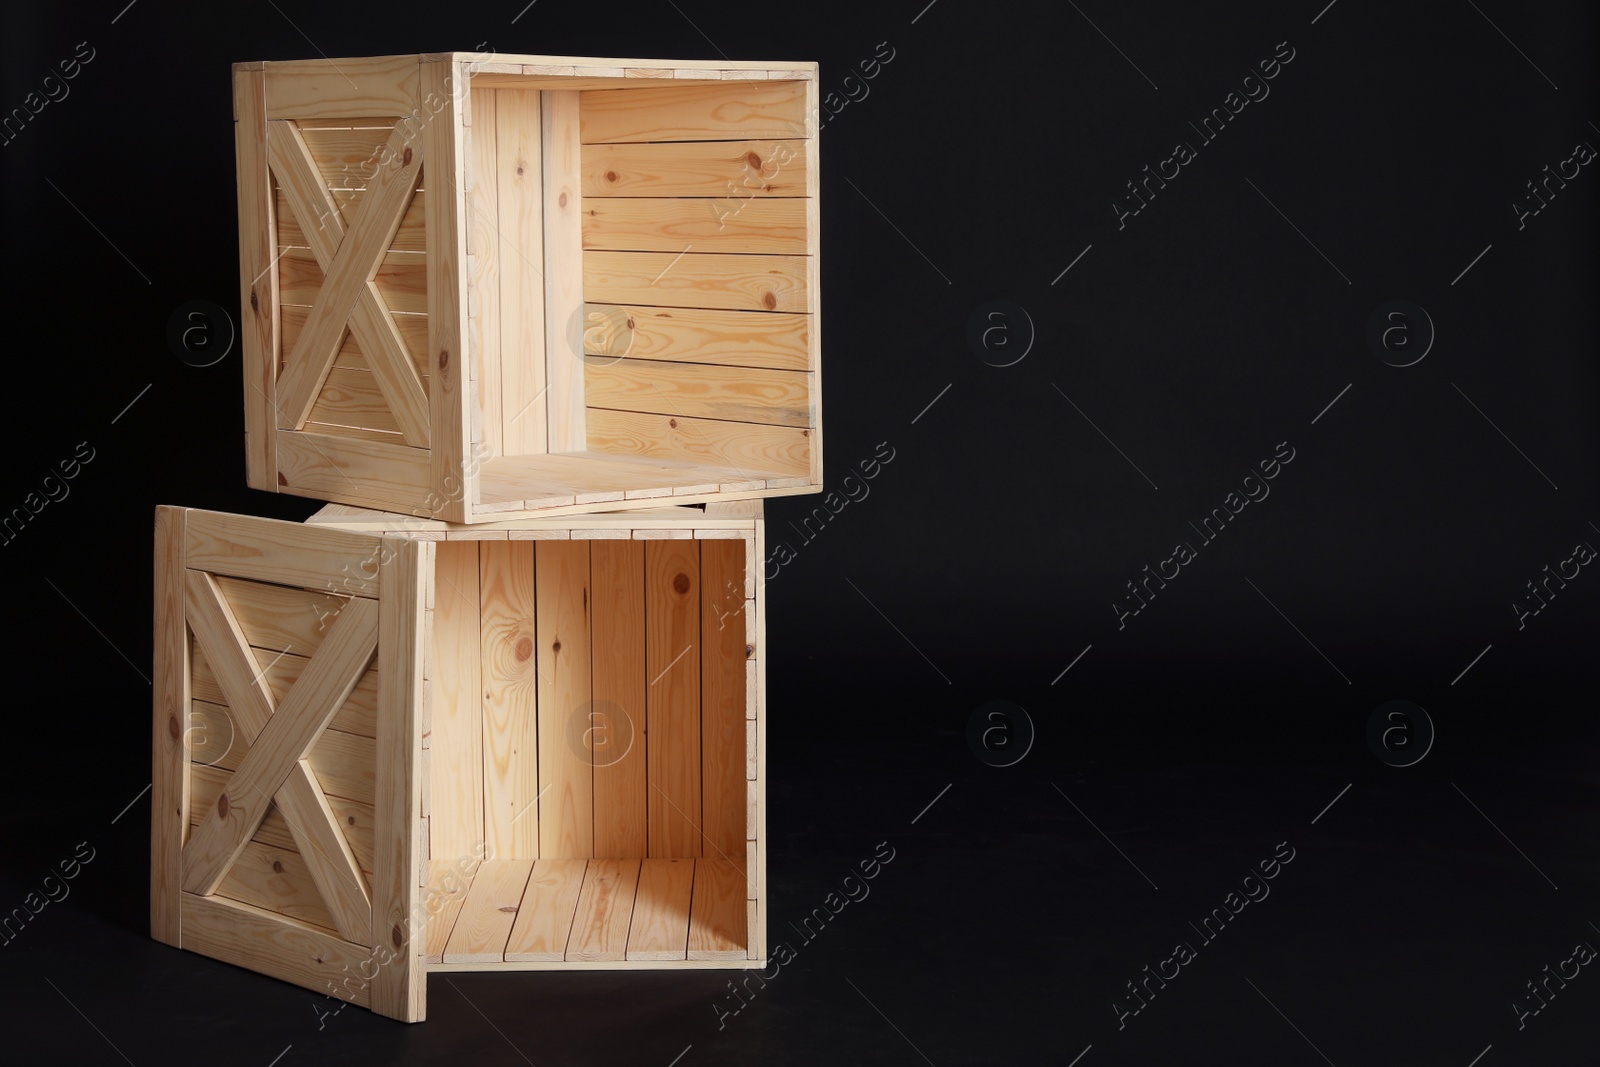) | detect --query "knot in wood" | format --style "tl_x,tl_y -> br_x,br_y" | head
514,636 -> 534,662
673,573 -> 691,594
